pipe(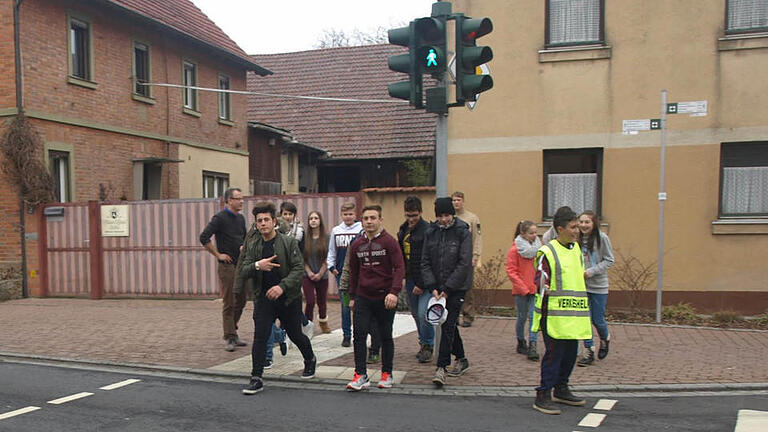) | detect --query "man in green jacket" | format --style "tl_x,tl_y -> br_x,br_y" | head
237,201 -> 316,395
